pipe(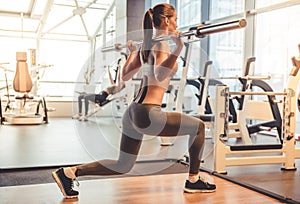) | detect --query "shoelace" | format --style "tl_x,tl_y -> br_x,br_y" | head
70,178 -> 80,190
74,178 -> 80,187
199,176 -> 211,185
